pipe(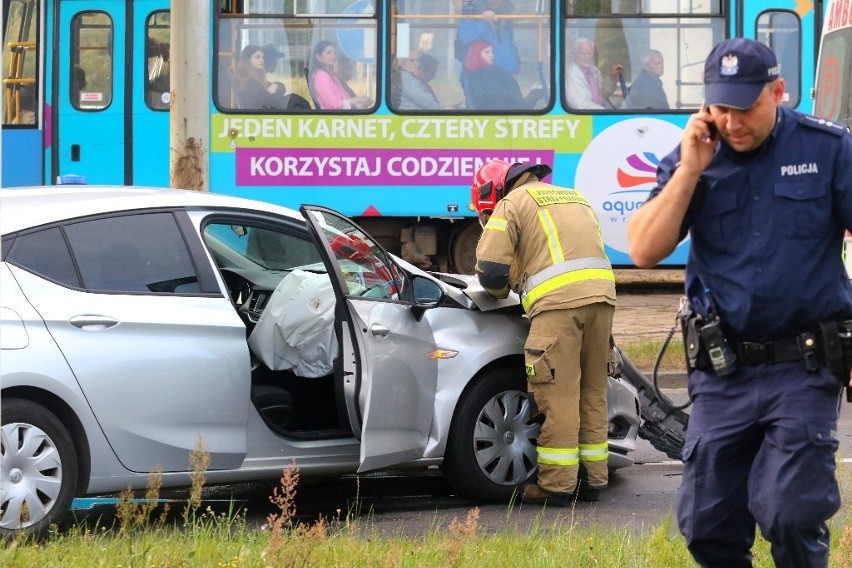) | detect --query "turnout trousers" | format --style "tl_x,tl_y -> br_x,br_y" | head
677,362 -> 842,568
524,303 -> 614,493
